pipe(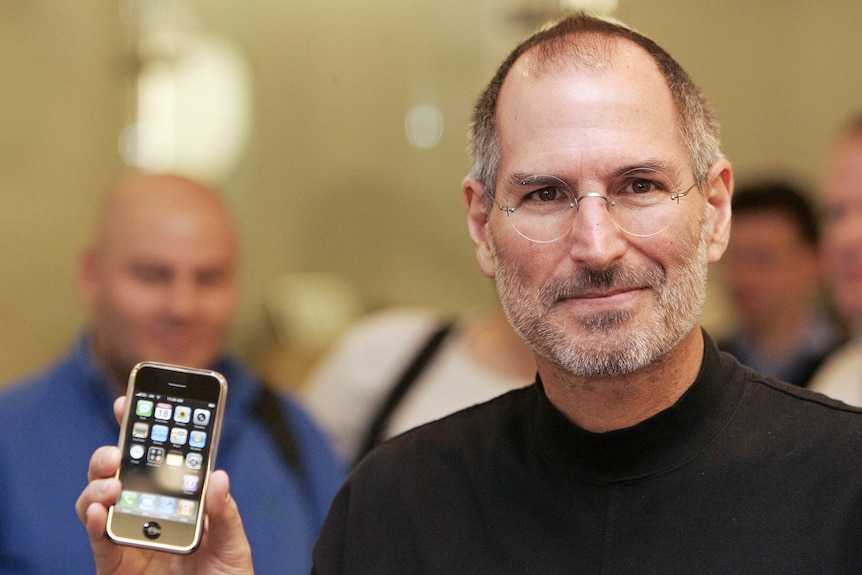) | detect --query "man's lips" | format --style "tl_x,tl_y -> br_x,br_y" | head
557,284 -> 646,299
555,286 -> 646,307
540,263 -> 664,310
155,332 -> 196,352
575,287 -> 640,298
